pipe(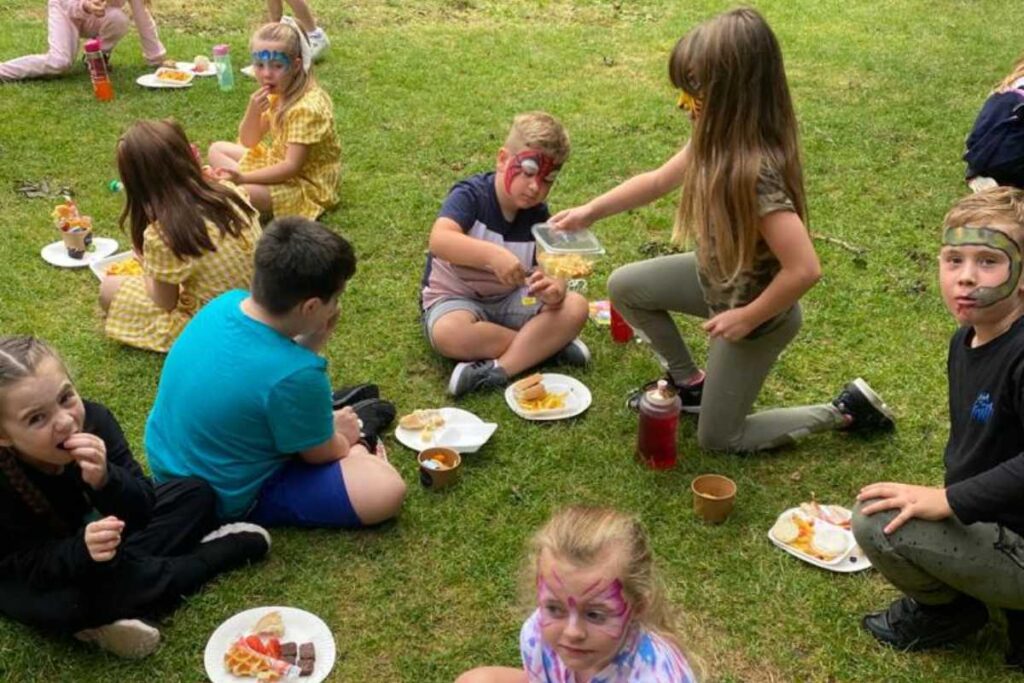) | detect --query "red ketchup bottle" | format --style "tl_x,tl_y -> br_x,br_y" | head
637,380 -> 681,469
83,39 -> 114,102
610,304 -> 634,343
